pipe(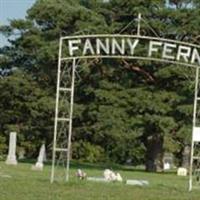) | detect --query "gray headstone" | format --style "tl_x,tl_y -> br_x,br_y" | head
182,145 -> 190,169
18,149 -> 25,160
